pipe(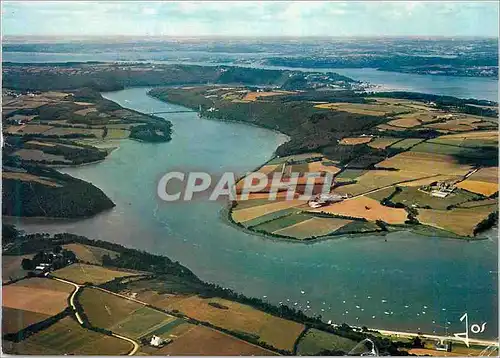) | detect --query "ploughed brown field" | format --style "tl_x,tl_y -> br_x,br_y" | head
152,324 -> 277,355
162,295 -> 305,351
2,278 -> 73,316
2,307 -> 50,335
